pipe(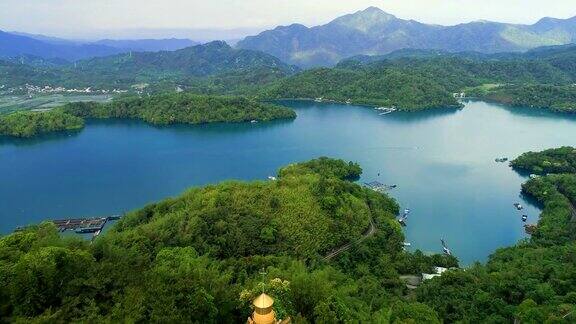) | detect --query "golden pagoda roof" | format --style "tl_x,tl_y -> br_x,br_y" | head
253,293 -> 274,309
